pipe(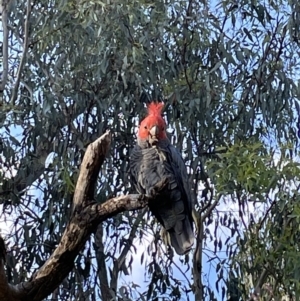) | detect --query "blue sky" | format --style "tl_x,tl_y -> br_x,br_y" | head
1,0 -> 300,300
